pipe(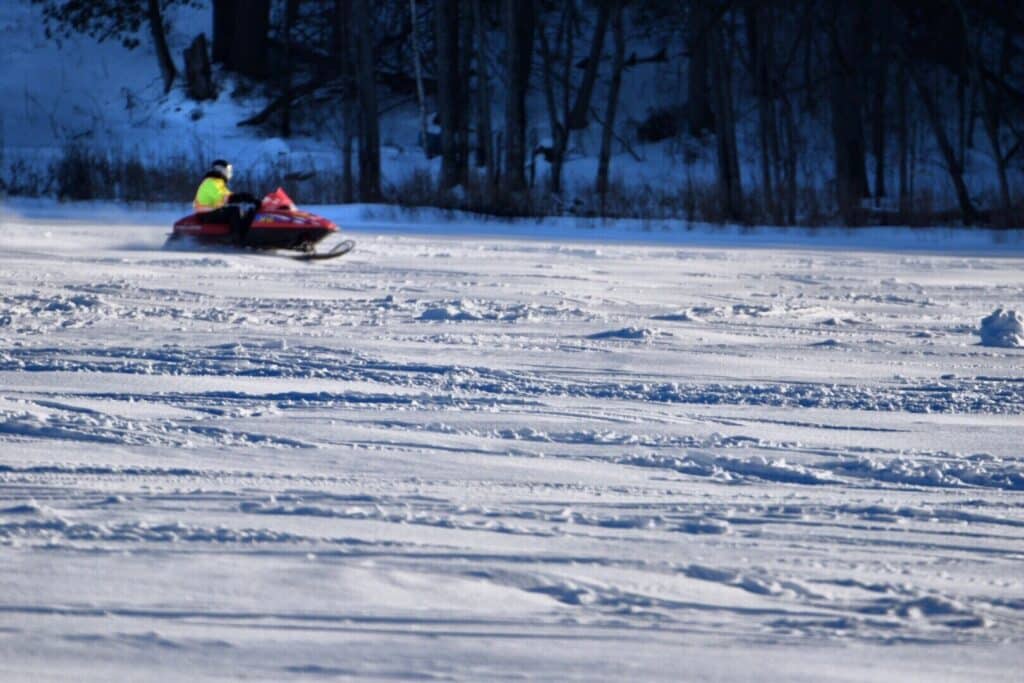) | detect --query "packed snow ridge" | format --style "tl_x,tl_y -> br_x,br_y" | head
979,308 -> 1024,348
